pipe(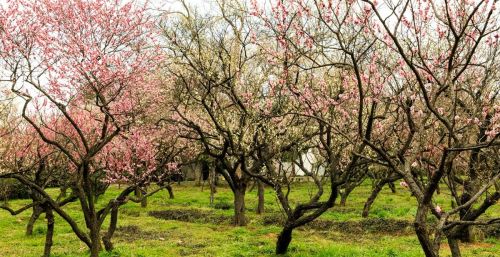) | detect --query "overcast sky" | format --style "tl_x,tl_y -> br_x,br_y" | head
148,0 -> 218,14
